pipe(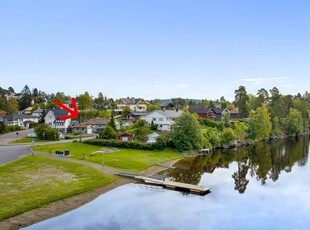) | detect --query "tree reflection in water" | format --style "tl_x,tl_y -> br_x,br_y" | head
157,136 -> 310,194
